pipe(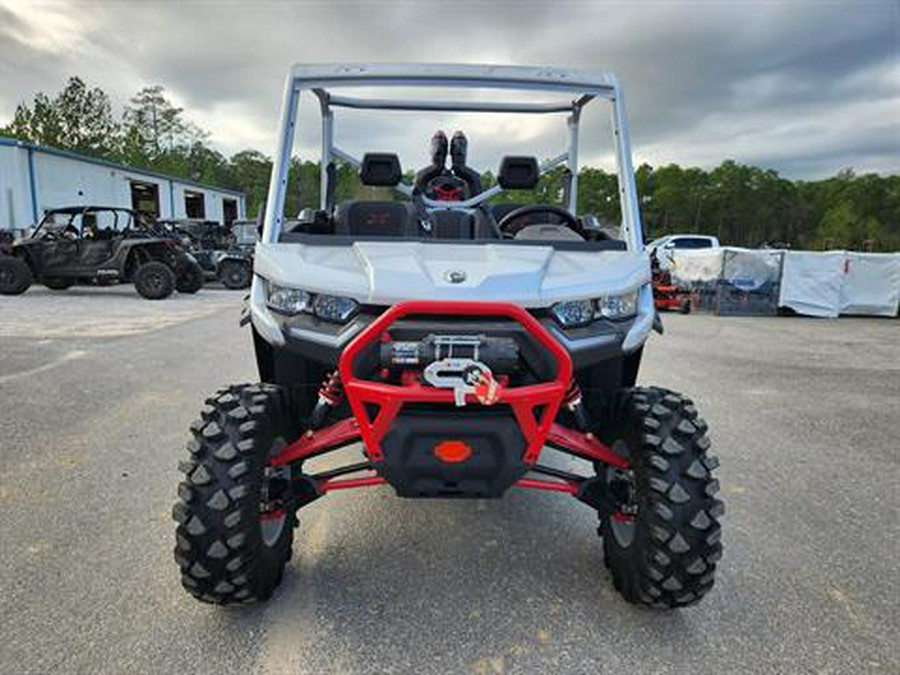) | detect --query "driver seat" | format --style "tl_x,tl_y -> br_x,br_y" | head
334,152 -> 418,237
